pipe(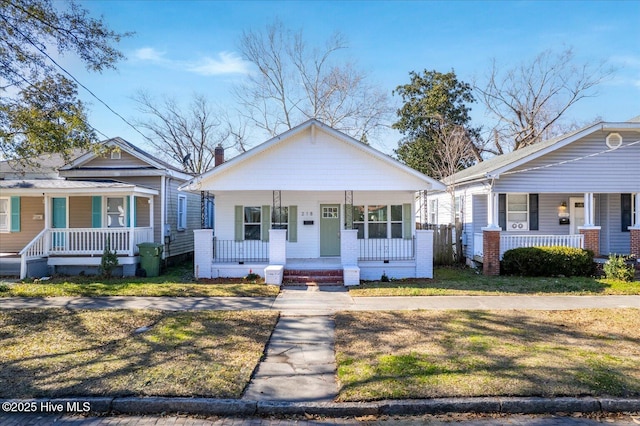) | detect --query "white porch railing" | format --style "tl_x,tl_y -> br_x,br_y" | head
18,227 -> 154,278
499,234 -> 584,259
358,237 -> 415,261
49,227 -> 154,255
19,229 -> 49,279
